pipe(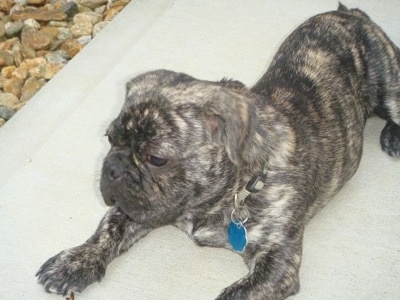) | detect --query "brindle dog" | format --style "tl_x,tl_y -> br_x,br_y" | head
36,4 -> 400,299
